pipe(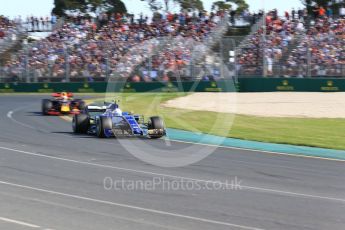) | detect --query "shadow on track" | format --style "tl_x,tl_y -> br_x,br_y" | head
51,131 -> 95,139
26,111 -> 44,116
